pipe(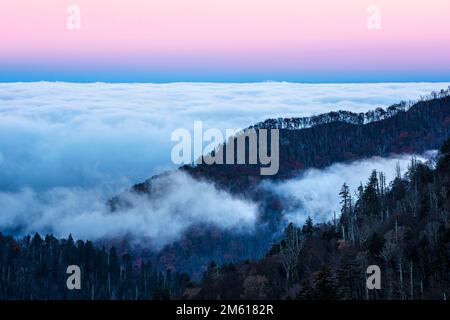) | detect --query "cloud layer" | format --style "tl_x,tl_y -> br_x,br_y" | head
1,82 -> 449,191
